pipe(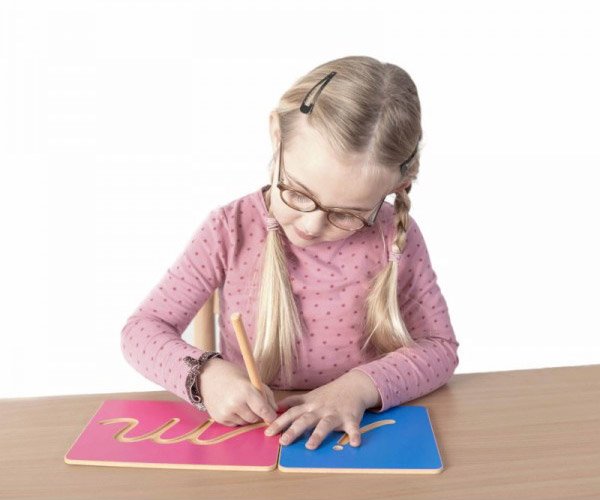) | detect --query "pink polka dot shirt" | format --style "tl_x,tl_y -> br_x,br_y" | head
121,184 -> 460,413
